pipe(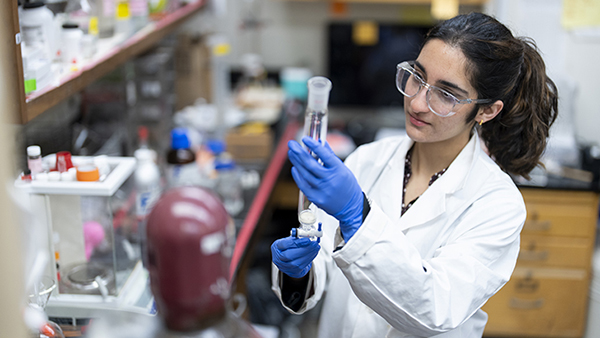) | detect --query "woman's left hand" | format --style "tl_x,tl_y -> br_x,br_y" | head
288,136 -> 364,241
